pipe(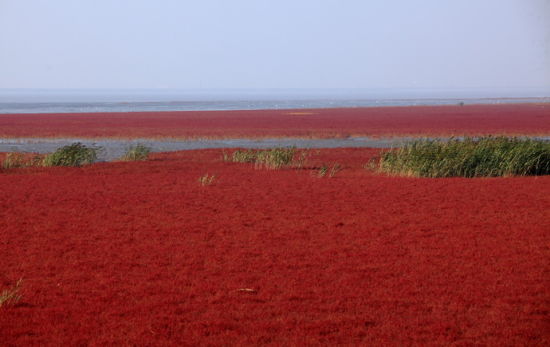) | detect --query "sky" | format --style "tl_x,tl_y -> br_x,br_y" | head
0,0 -> 549,95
